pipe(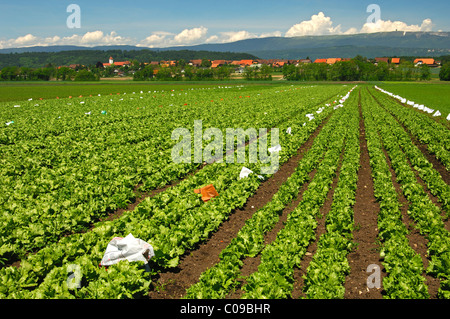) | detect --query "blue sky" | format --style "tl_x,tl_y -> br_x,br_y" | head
0,0 -> 449,48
